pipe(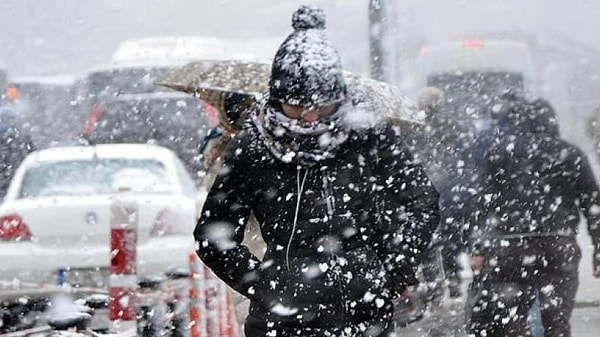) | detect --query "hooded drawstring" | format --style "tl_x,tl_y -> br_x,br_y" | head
286,166 -> 310,270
